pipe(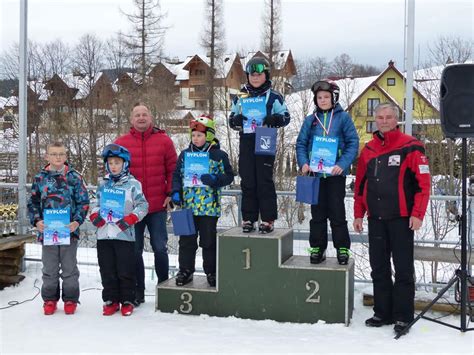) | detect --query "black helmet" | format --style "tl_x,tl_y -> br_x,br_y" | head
311,80 -> 340,108
245,57 -> 271,81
